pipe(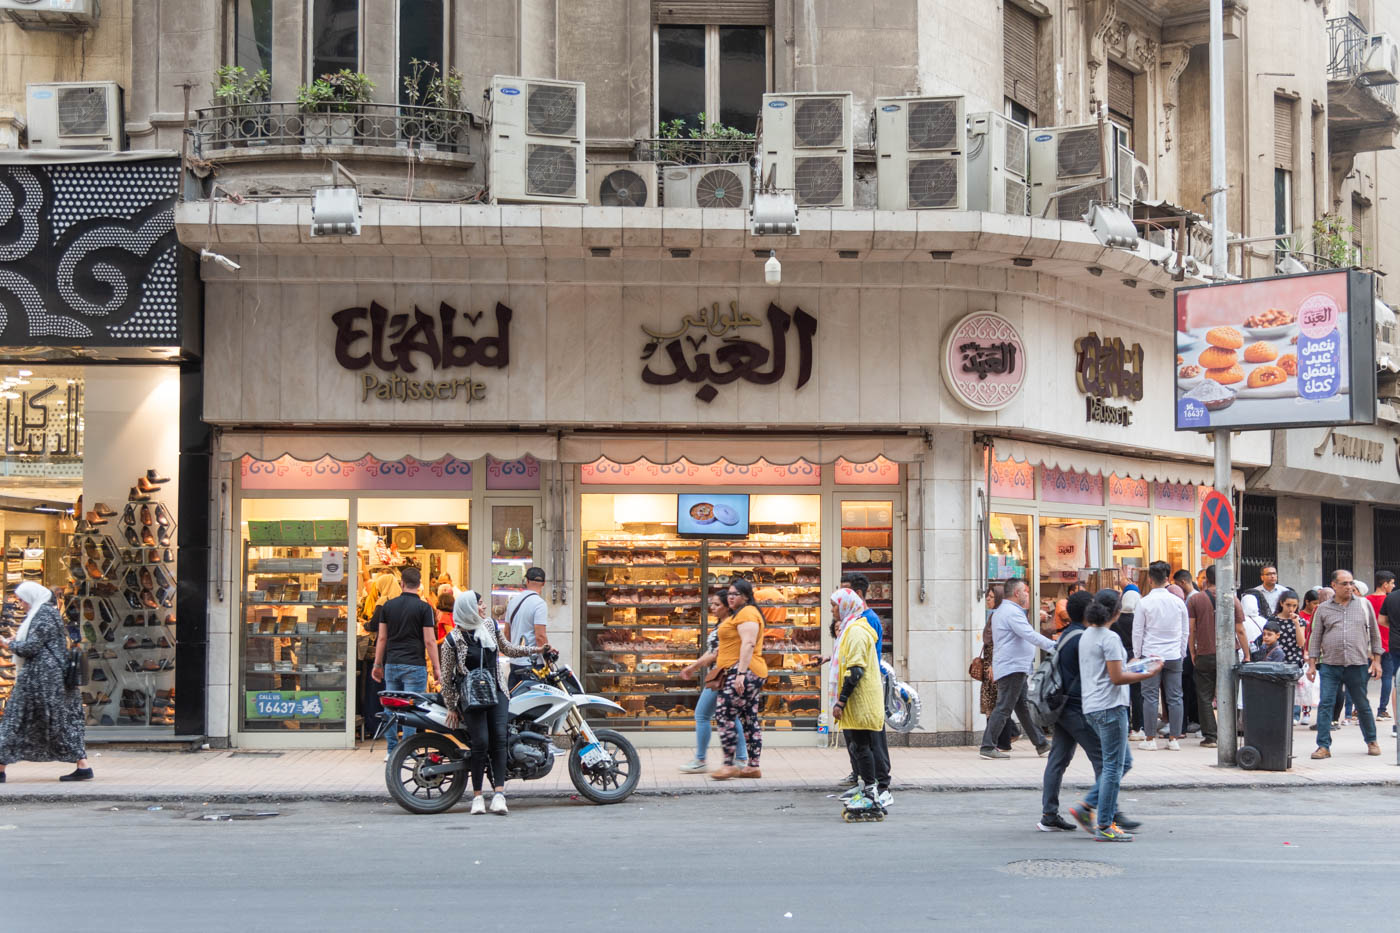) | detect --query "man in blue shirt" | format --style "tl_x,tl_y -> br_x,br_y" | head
980,578 -> 1056,759
839,572 -> 891,805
